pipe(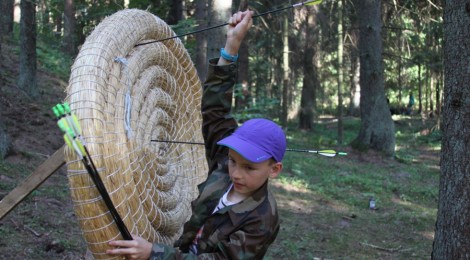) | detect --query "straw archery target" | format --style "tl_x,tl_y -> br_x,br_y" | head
64,9 -> 208,259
